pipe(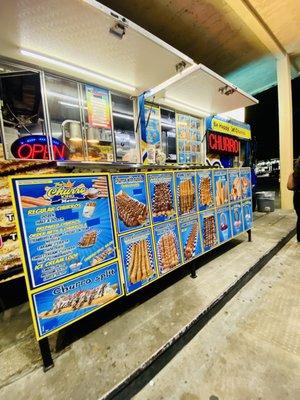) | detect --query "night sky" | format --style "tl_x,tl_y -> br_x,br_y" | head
245,75 -> 300,161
